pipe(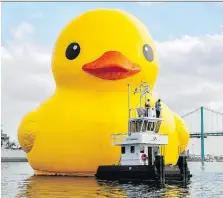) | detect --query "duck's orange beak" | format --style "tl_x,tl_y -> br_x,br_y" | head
82,51 -> 141,80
